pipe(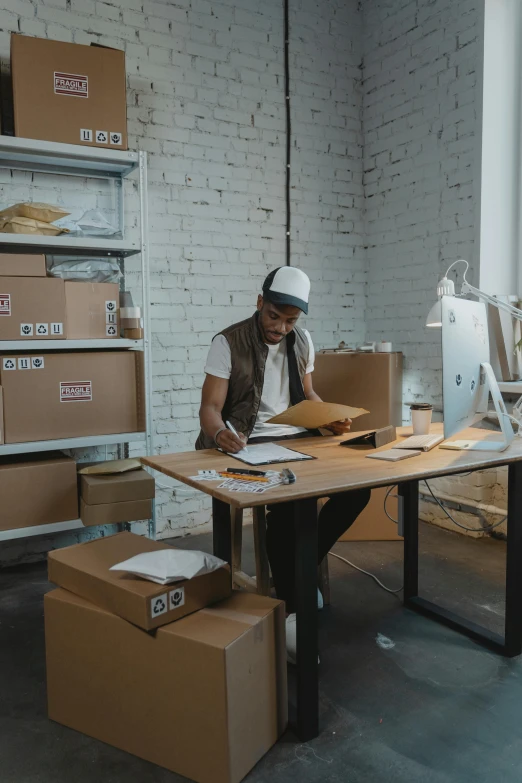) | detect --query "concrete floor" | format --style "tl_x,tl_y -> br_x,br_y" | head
1,522 -> 520,783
